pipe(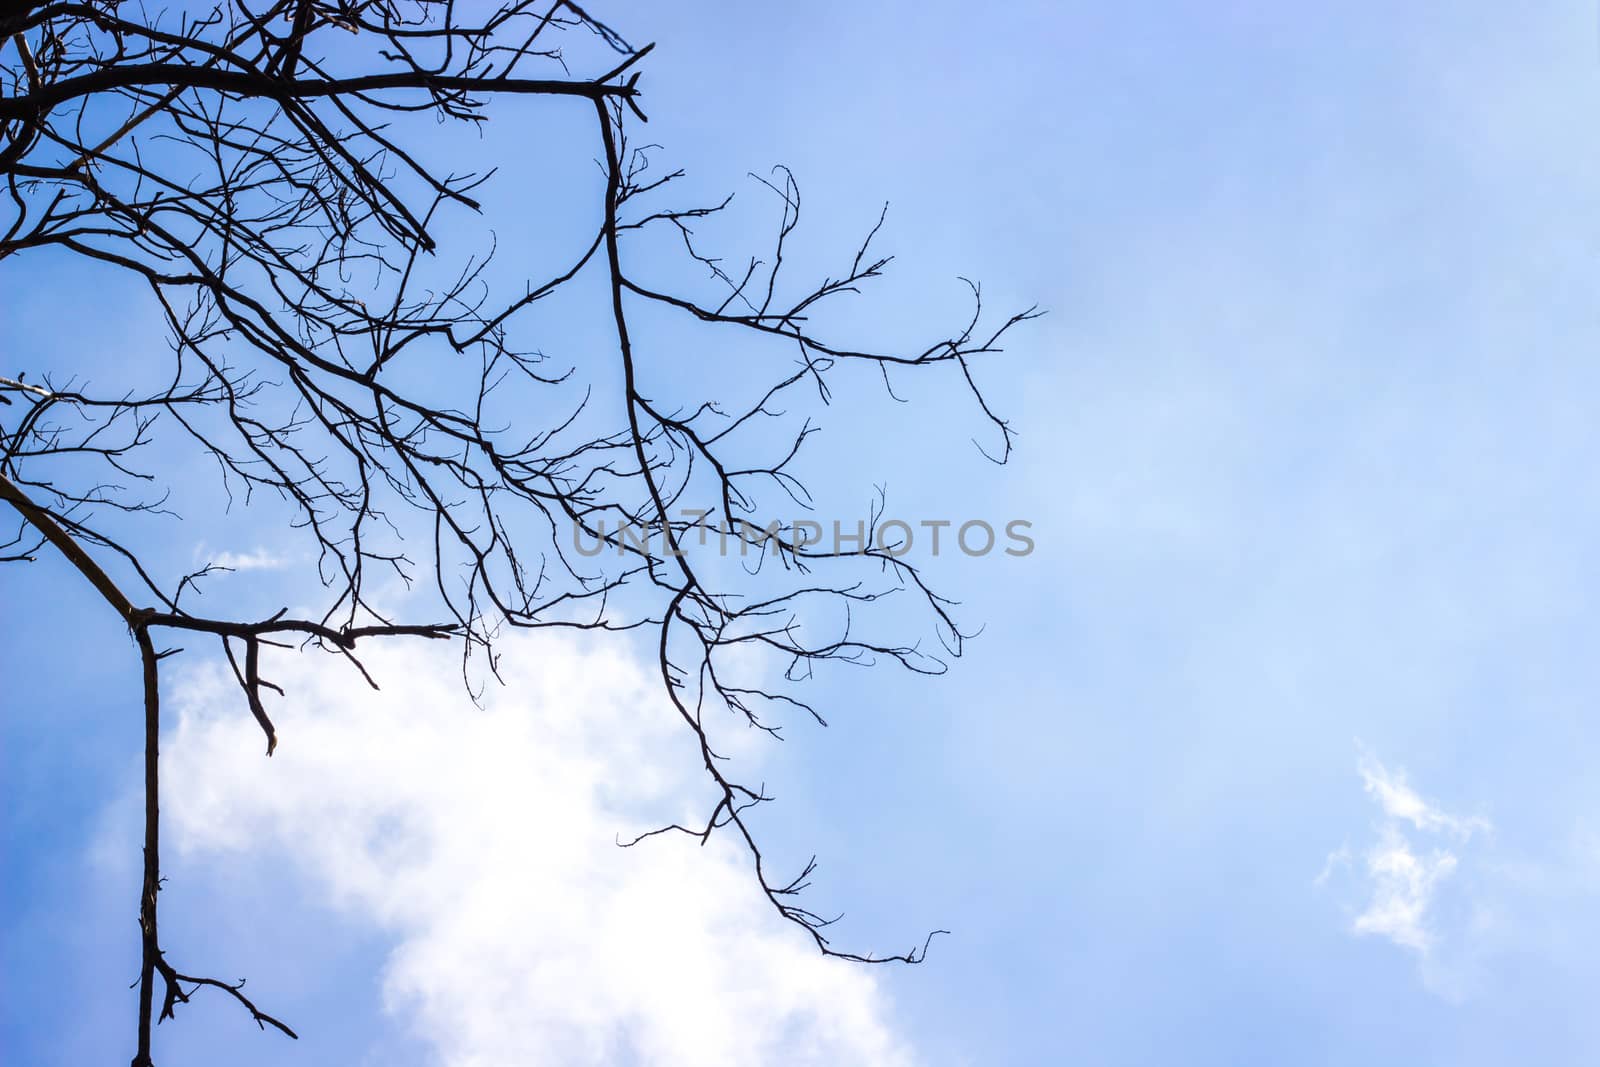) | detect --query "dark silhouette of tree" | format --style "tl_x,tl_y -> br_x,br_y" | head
1,4 -> 1035,1063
